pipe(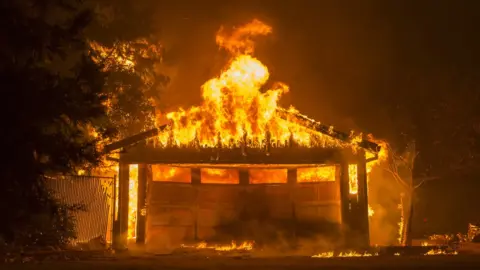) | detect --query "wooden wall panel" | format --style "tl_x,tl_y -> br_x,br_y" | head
146,174 -> 342,250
